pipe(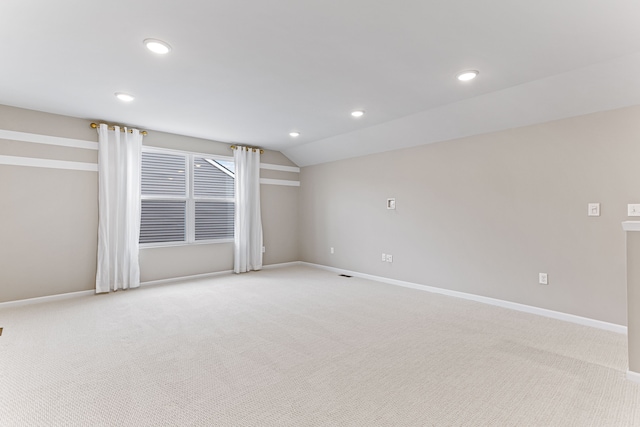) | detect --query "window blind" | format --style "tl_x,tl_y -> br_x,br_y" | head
141,152 -> 186,196
193,157 -> 234,198
195,201 -> 234,240
140,200 -> 186,243
139,150 -> 235,245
